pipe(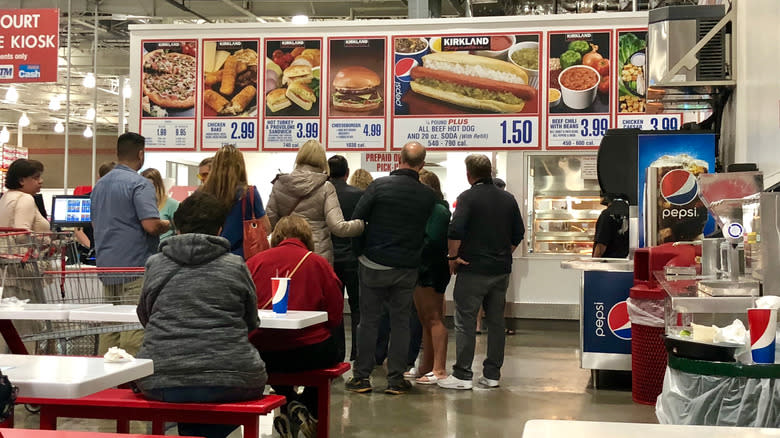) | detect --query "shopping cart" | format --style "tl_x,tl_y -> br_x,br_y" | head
0,229 -> 144,355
